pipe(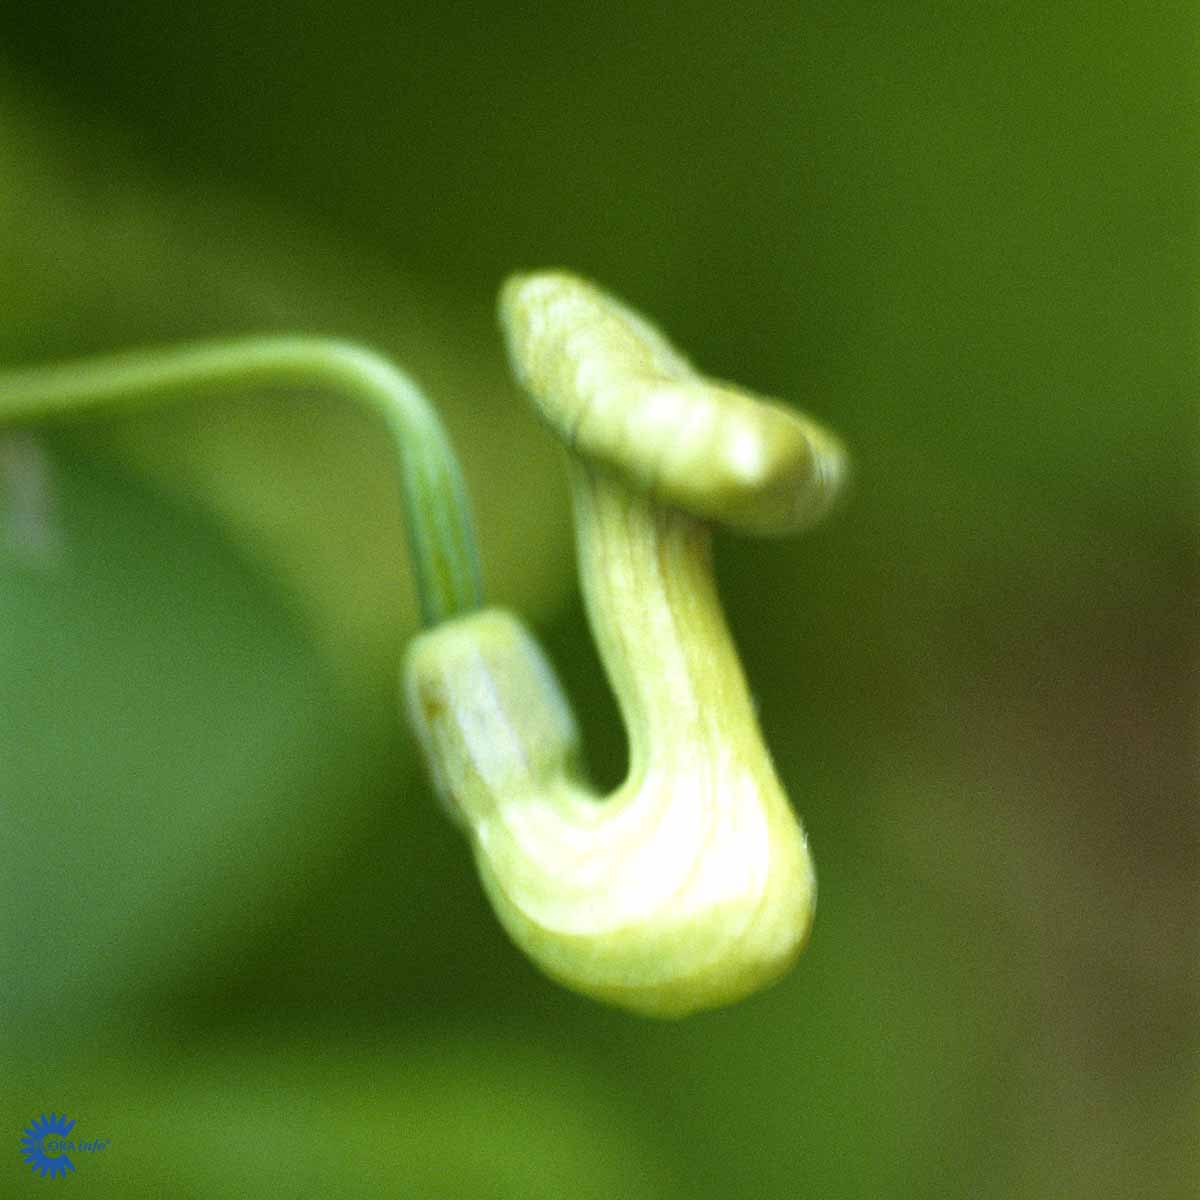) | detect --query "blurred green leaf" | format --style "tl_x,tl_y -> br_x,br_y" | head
0,438 -> 373,1040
